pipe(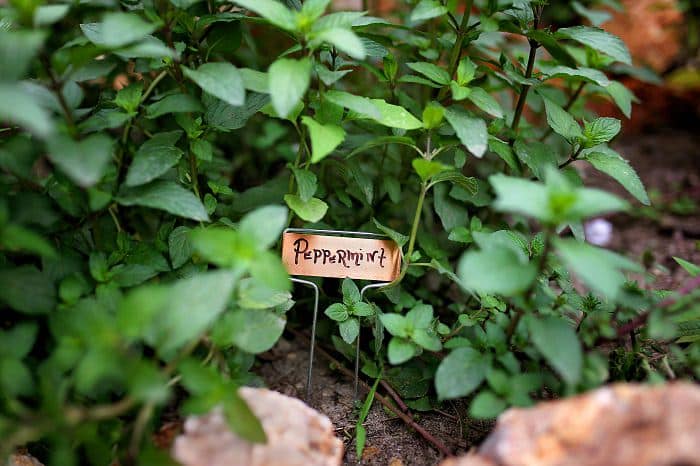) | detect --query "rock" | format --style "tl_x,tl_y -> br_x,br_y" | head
7,453 -> 44,466
441,383 -> 700,466
172,387 -> 343,466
